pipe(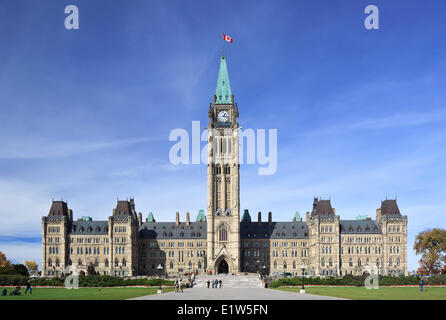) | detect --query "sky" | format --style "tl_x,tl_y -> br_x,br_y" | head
0,0 -> 445,272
